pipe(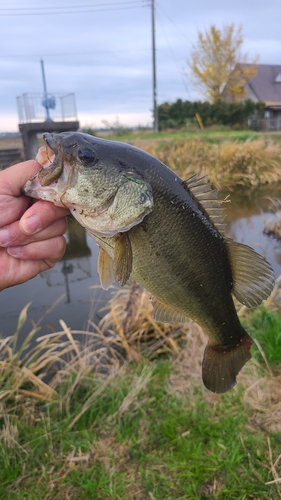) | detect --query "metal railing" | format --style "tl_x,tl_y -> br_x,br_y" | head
17,93 -> 77,123
249,117 -> 281,131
